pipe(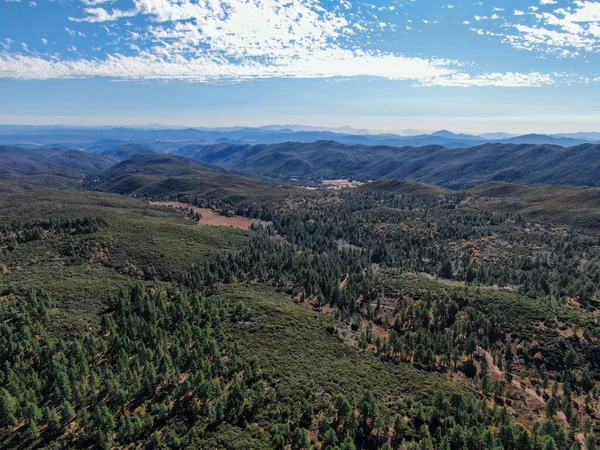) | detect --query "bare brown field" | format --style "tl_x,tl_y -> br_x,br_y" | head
150,201 -> 256,229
